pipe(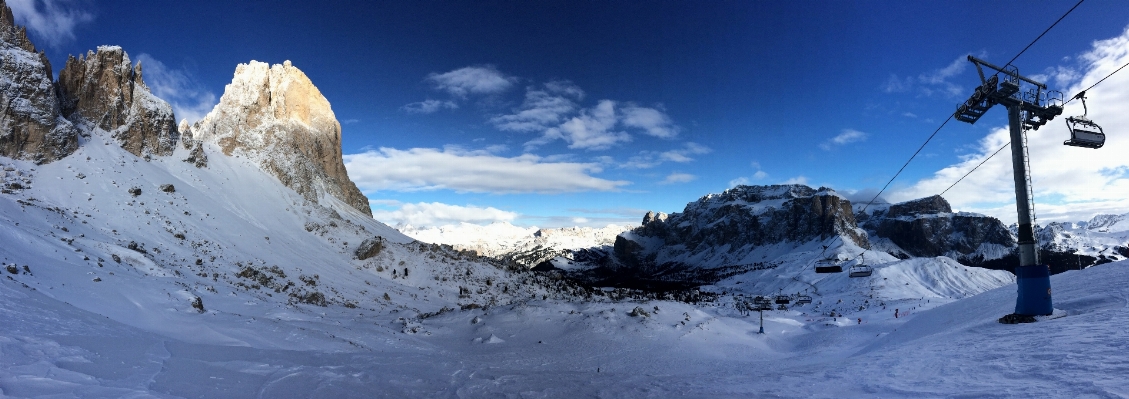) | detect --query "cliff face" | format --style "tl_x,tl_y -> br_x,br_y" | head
612,185 -> 869,279
0,0 -> 79,163
859,195 -> 1014,261
191,61 -> 371,216
56,46 -> 179,157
